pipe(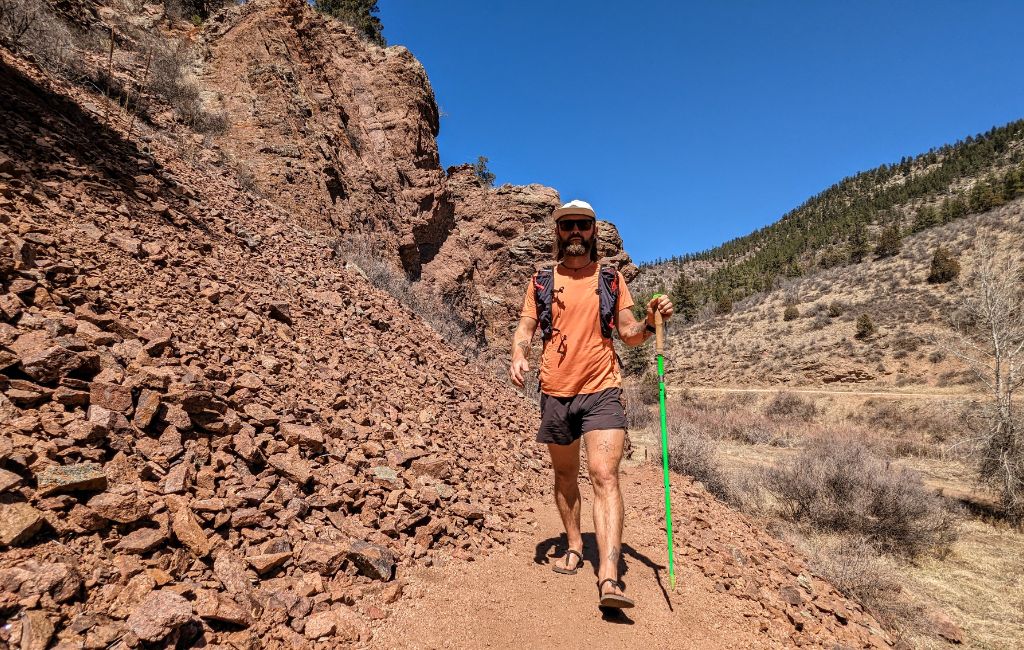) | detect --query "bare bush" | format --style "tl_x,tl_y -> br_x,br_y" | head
333,235 -> 481,359
764,391 -> 817,421
621,381 -> 655,430
940,246 -> 1024,523
761,437 -> 957,558
146,36 -> 227,134
672,400 -> 796,447
802,536 -> 926,637
637,372 -> 660,405
0,0 -> 80,76
668,422 -> 731,501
